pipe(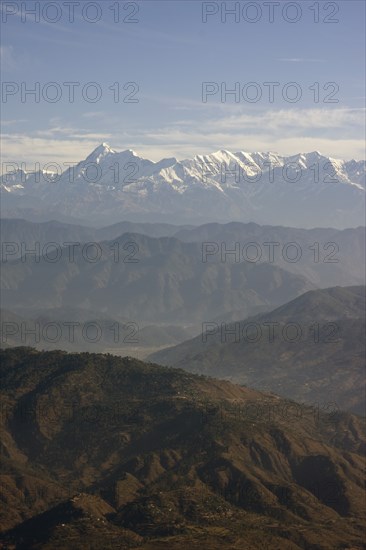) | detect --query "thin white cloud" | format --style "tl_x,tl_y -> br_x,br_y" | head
82,111 -> 107,119
1,107 -> 364,165
202,108 -> 365,132
277,58 -> 325,63
1,119 -> 27,126
0,45 -> 16,70
0,44 -> 42,72
33,127 -> 111,139
1,134 -> 112,166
